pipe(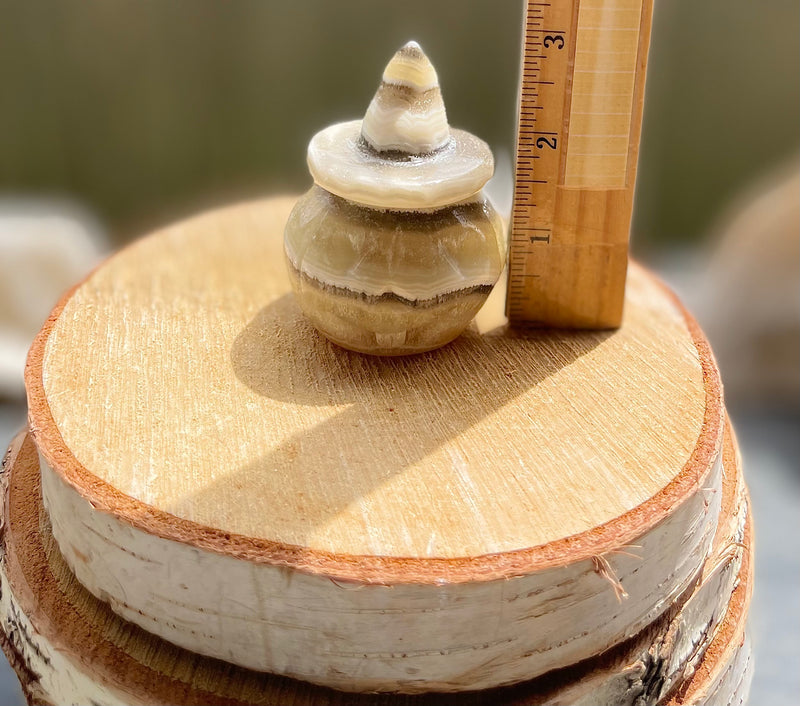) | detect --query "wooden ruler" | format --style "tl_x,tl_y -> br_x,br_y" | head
507,0 -> 654,328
